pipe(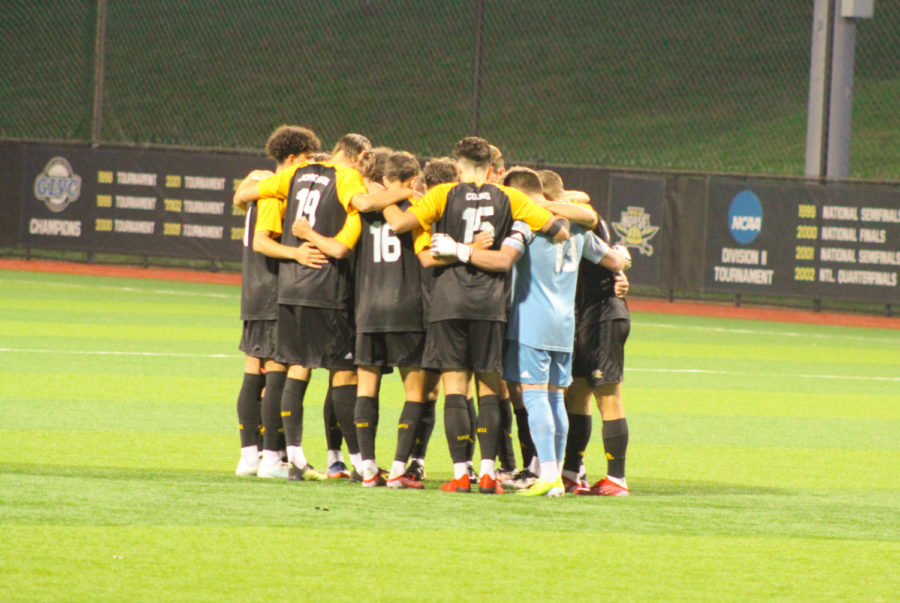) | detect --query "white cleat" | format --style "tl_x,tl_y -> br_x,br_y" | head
235,457 -> 260,477
256,459 -> 290,479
